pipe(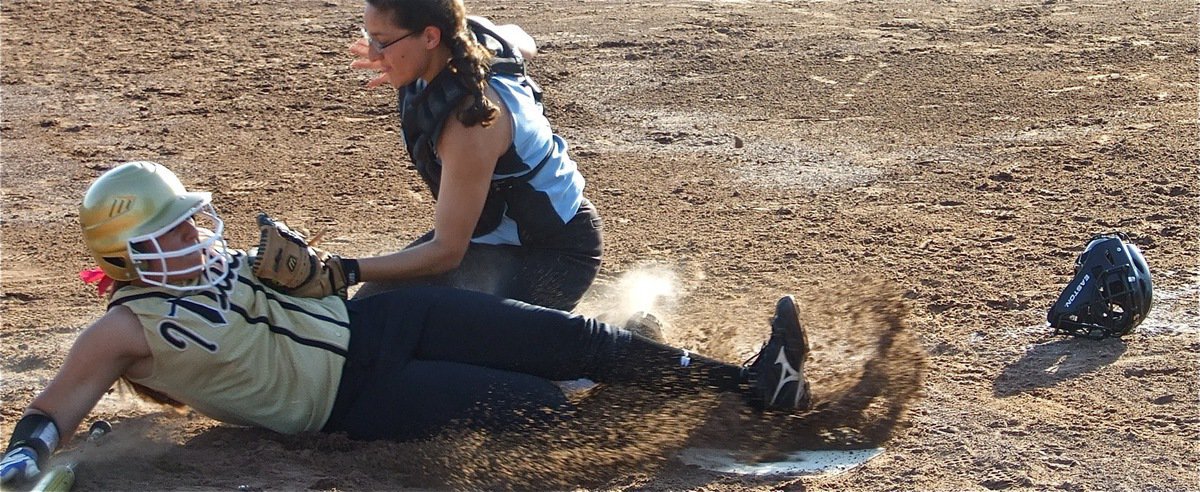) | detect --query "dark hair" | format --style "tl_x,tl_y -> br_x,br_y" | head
368,0 -> 498,127
106,279 -> 131,299
121,378 -> 187,407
